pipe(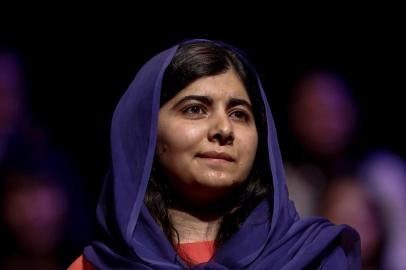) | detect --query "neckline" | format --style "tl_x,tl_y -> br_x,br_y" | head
177,240 -> 216,266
